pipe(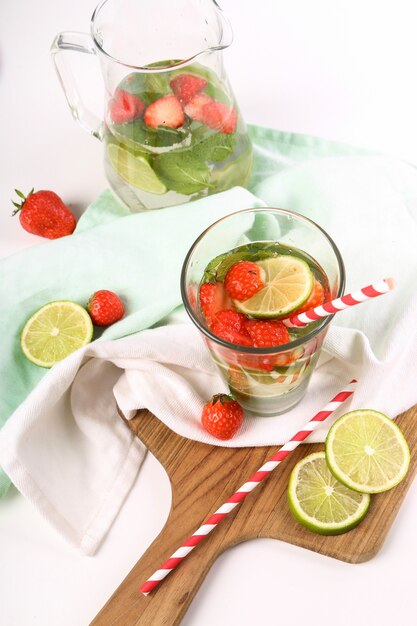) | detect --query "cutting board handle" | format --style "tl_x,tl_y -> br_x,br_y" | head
92,411 -> 254,625
92,502 -> 227,625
